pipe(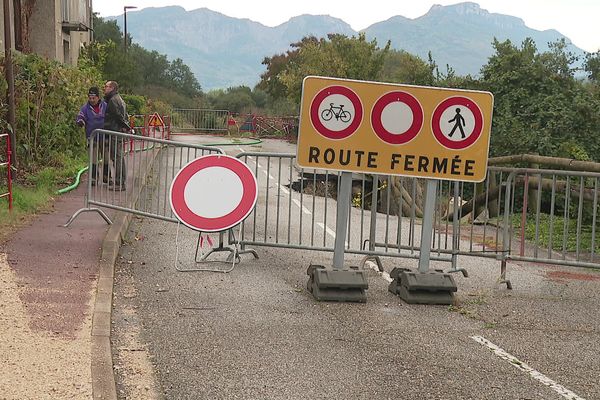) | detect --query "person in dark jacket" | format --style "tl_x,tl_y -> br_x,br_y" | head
103,81 -> 131,191
76,86 -> 108,186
